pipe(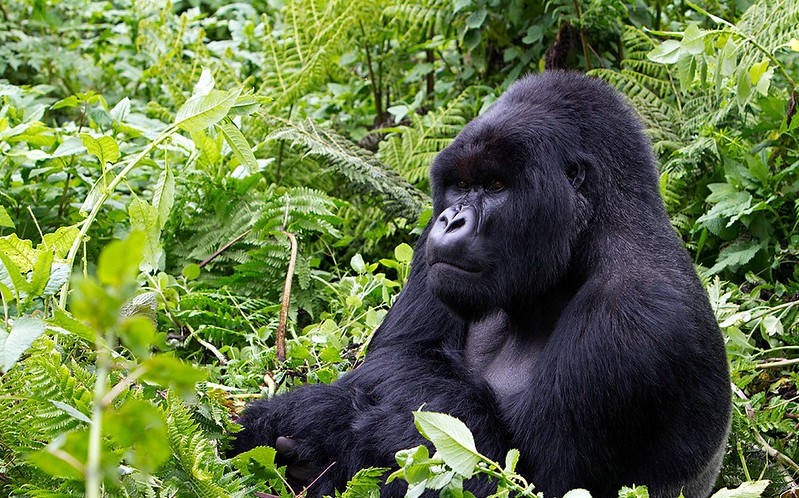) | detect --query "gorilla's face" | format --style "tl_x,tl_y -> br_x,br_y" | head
425,94 -> 593,320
